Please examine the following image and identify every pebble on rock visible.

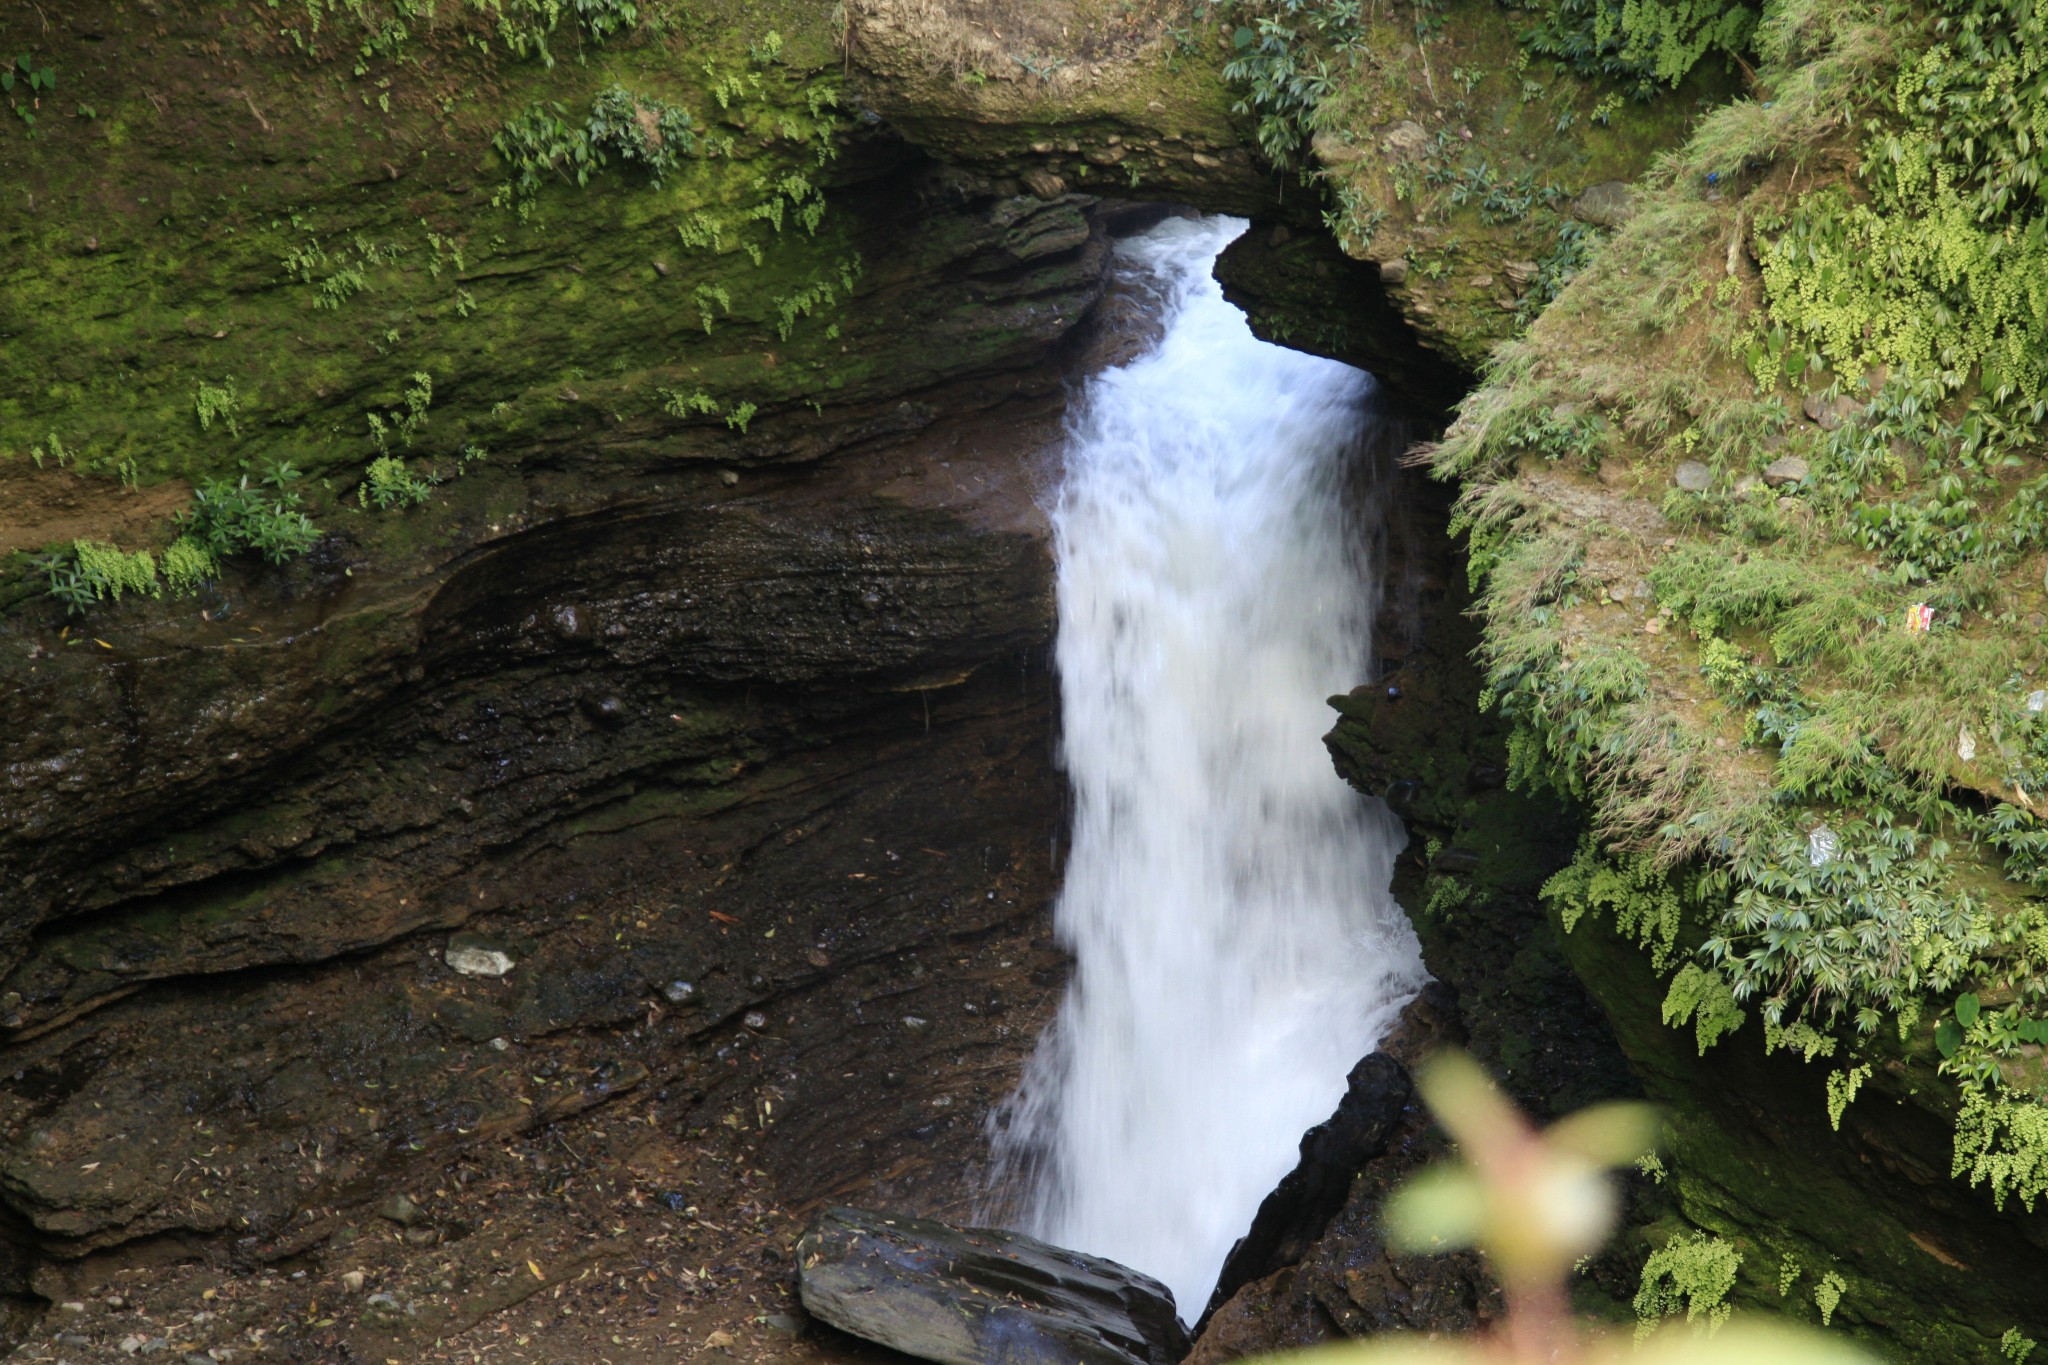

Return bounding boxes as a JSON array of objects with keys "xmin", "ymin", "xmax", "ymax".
[
  {"xmin": 377, "ymin": 1192, "xmax": 423, "ymax": 1226},
  {"xmin": 1761, "ymin": 454, "xmax": 1810, "ymax": 487},
  {"xmin": 445, "ymin": 933, "xmax": 515, "ymax": 977}
]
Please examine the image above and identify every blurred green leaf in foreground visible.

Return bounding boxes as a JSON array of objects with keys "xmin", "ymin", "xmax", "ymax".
[{"xmin": 1252, "ymin": 1051, "xmax": 1875, "ymax": 1365}]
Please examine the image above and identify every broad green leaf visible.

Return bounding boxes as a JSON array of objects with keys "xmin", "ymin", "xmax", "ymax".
[
  {"xmin": 1955, "ymin": 992, "xmax": 1981, "ymax": 1027},
  {"xmin": 1935, "ymin": 1018, "xmax": 1963, "ymax": 1057}
]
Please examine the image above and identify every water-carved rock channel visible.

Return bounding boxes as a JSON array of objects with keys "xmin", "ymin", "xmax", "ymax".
[
  {"xmin": 0, "ymin": 198, "xmax": 1462, "ymax": 1363},
  {"xmin": 987, "ymin": 217, "xmax": 1425, "ymax": 1312}
]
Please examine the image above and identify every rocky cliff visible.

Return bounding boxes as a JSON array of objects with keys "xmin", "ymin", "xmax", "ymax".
[{"xmin": 4, "ymin": 0, "xmax": 2045, "ymax": 1360}]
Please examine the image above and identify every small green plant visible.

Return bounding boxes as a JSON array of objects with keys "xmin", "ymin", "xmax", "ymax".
[
  {"xmin": 368, "ymin": 371, "xmax": 433, "ymax": 453},
  {"xmin": 1812, "ymin": 1271, "xmax": 1847, "ymax": 1327},
  {"xmin": 724, "ymin": 400, "xmax": 758, "ymax": 434},
  {"xmin": 1634, "ymin": 1233, "xmax": 1742, "ymax": 1341},
  {"xmin": 1777, "ymin": 1254, "xmax": 1802, "ymax": 1296},
  {"xmin": 27, "ymin": 432, "xmax": 68, "ymax": 470},
  {"xmin": 693, "ymin": 282, "xmax": 732, "ymax": 334},
  {"xmin": 32, "ymin": 541, "xmax": 157, "ymax": 614},
  {"xmin": 1824, "ymin": 1065, "xmax": 1871, "ymax": 1131},
  {"xmin": 661, "ymin": 387, "xmax": 720, "ymax": 418},
  {"xmin": 4, "ymin": 52, "xmax": 55, "ymax": 130},
  {"xmin": 178, "ymin": 462, "xmax": 320, "ymax": 566},
  {"xmin": 494, "ymin": 84, "xmax": 695, "ymax": 217},
  {"xmin": 771, "ymin": 257, "xmax": 863, "ymax": 341},
  {"xmin": 1515, "ymin": 0, "xmax": 1757, "ymax": 100},
  {"xmin": 584, "ymin": 84, "xmax": 695, "ymax": 178},
  {"xmin": 358, "ymin": 454, "xmax": 435, "ymax": 509},
  {"xmin": 2004, "ymin": 1328, "xmax": 2039, "ymax": 1363},
  {"xmin": 194, "ymin": 380, "xmax": 242, "ymax": 437},
  {"xmin": 160, "ymin": 536, "xmax": 218, "ymax": 595},
  {"xmin": 677, "ymin": 213, "xmax": 725, "ymax": 252}
]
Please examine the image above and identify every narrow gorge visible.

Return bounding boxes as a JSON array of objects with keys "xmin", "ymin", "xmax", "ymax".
[{"xmin": 1, "ymin": 1, "xmax": 2045, "ymax": 1363}]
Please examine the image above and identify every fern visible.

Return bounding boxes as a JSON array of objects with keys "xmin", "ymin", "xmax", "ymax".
[{"xmin": 1634, "ymin": 1233, "xmax": 1741, "ymax": 1341}]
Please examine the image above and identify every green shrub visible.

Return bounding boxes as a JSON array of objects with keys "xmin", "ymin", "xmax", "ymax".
[
  {"xmin": 30, "ymin": 535, "xmax": 218, "ymax": 616},
  {"xmin": 358, "ymin": 454, "xmax": 436, "ymax": 509},
  {"xmin": 1510, "ymin": 0, "xmax": 1758, "ymax": 98},
  {"xmin": 493, "ymin": 85, "xmax": 695, "ymax": 217},
  {"xmin": 178, "ymin": 462, "xmax": 321, "ymax": 566},
  {"xmin": 160, "ymin": 536, "xmax": 219, "ymax": 594},
  {"xmin": 1217, "ymin": 0, "xmax": 1363, "ymax": 167},
  {"xmin": 1634, "ymin": 1232, "xmax": 1742, "ymax": 1340}
]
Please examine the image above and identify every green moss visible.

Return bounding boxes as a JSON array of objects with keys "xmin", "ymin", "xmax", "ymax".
[
  {"xmin": 0, "ymin": 1, "xmax": 882, "ymax": 597},
  {"xmin": 1405, "ymin": 0, "xmax": 2048, "ymax": 1336}
]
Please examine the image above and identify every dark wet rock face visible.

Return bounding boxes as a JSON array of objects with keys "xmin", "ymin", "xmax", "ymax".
[
  {"xmin": 0, "ymin": 180, "xmax": 1137, "ymax": 1325},
  {"xmin": 1212, "ymin": 222, "xmax": 1467, "ymax": 416},
  {"xmin": 797, "ymin": 1206, "xmax": 1189, "ymax": 1365},
  {"xmin": 1186, "ymin": 988, "xmax": 1501, "ymax": 1365},
  {"xmin": 1200, "ymin": 1053, "xmax": 1410, "ymax": 1327}
]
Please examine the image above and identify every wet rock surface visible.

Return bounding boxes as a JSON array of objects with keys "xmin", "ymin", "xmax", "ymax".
[
  {"xmin": 1199, "ymin": 1053, "xmax": 1411, "ymax": 1326},
  {"xmin": 0, "ymin": 181, "xmax": 1182, "ymax": 1359},
  {"xmin": 1213, "ymin": 222, "xmax": 1468, "ymax": 415},
  {"xmin": 1185, "ymin": 986, "xmax": 1500, "ymax": 1364},
  {"xmin": 797, "ymin": 1206, "xmax": 1190, "ymax": 1365}
]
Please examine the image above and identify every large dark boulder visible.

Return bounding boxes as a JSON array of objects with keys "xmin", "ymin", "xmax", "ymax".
[
  {"xmin": 1198, "ymin": 1052, "xmax": 1412, "ymax": 1328},
  {"xmin": 797, "ymin": 1206, "xmax": 1190, "ymax": 1365}
]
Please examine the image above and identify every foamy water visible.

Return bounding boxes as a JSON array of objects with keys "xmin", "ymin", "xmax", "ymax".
[{"xmin": 986, "ymin": 215, "xmax": 1427, "ymax": 1314}]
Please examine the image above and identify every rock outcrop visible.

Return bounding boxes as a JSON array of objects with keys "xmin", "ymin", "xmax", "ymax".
[
  {"xmin": 1199, "ymin": 1053, "xmax": 1411, "ymax": 1327},
  {"xmin": 797, "ymin": 1206, "xmax": 1190, "ymax": 1365}
]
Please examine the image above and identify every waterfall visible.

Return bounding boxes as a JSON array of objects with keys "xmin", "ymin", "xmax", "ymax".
[{"xmin": 987, "ymin": 214, "xmax": 1428, "ymax": 1315}]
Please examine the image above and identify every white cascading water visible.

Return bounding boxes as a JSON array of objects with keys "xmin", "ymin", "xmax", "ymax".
[{"xmin": 987, "ymin": 214, "xmax": 1428, "ymax": 1315}]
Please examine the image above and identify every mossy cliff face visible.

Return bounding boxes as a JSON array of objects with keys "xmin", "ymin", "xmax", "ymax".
[
  {"xmin": 1305, "ymin": 0, "xmax": 2048, "ymax": 1354},
  {"xmin": 0, "ymin": 1, "xmax": 1136, "ymax": 1345},
  {"xmin": 4, "ymin": 0, "xmax": 2044, "ymax": 1358},
  {"xmin": 1320, "ymin": 470, "xmax": 2048, "ymax": 1363}
]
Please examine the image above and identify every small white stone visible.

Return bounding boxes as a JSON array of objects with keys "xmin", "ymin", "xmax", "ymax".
[
  {"xmin": 1959, "ymin": 727, "xmax": 1977, "ymax": 762},
  {"xmin": 445, "ymin": 945, "xmax": 514, "ymax": 977},
  {"xmin": 2027, "ymin": 689, "xmax": 2046, "ymax": 714},
  {"xmin": 340, "ymin": 1270, "xmax": 366, "ymax": 1293}
]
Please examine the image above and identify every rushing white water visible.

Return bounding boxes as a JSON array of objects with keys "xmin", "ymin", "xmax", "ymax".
[{"xmin": 987, "ymin": 214, "xmax": 1428, "ymax": 1315}]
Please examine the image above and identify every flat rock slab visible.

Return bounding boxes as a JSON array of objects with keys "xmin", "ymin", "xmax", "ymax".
[{"xmin": 797, "ymin": 1207, "xmax": 1190, "ymax": 1365}]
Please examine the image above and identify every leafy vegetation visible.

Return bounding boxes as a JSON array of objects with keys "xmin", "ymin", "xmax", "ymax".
[
  {"xmin": 4, "ymin": 51, "xmax": 55, "ymax": 131},
  {"xmin": 1508, "ymin": 0, "xmax": 1758, "ymax": 97},
  {"xmin": 1634, "ymin": 1232, "xmax": 1742, "ymax": 1340},
  {"xmin": 31, "ymin": 541, "xmax": 167, "ymax": 615},
  {"xmin": 493, "ymin": 84, "xmax": 696, "ymax": 218},
  {"xmin": 1430, "ymin": 0, "xmax": 2048, "ymax": 1231},
  {"xmin": 180, "ymin": 463, "xmax": 321, "ymax": 566},
  {"xmin": 272, "ymin": 0, "xmax": 644, "ymax": 69},
  {"xmin": 1216, "ymin": 0, "xmax": 1363, "ymax": 166}
]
